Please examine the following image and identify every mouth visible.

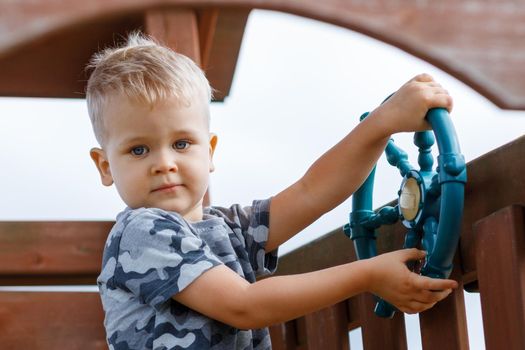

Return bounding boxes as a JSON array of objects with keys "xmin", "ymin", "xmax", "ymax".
[{"xmin": 151, "ymin": 183, "xmax": 182, "ymax": 193}]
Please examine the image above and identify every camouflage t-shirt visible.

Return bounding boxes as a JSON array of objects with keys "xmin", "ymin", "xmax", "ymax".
[{"xmin": 97, "ymin": 199, "xmax": 278, "ymax": 350}]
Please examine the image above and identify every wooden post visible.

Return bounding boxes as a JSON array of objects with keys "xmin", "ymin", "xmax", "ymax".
[
  {"xmin": 269, "ymin": 321, "xmax": 297, "ymax": 350},
  {"xmin": 475, "ymin": 205, "xmax": 525, "ymax": 350},
  {"xmin": 301, "ymin": 302, "xmax": 350, "ymax": 350},
  {"xmin": 358, "ymin": 293, "xmax": 407, "ymax": 350},
  {"xmin": 145, "ymin": 8, "xmax": 201, "ymax": 66},
  {"xmin": 419, "ymin": 260, "xmax": 469, "ymax": 350}
]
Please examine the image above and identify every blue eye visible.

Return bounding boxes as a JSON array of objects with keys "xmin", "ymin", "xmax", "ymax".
[
  {"xmin": 131, "ymin": 146, "xmax": 148, "ymax": 156},
  {"xmin": 174, "ymin": 140, "xmax": 190, "ymax": 150}
]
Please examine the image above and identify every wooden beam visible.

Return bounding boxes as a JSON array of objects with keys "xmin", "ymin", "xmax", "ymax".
[
  {"xmin": 0, "ymin": 292, "xmax": 106, "ymax": 349},
  {"xmin": 419, "ymin": 260, "xmax": 469, "ymax": 350},
  {"xmin": 269, "ymin": 321, "xmax": 297, "ymax": 349},
  {"xmin": 0, "ymin": 221, "xmax": 111, "ymax": 285},
  {"xmin": 145, "ymin": 8, "xmax": 201, "ymax": 66},
  {"xmin": 197, "ymin": 8, "xmax": 219, "ymax": 69},
  {"xmin": 459, "ymin": 135, "xmax": 525, "ymax": 285},
  {"xmin": 274, "ymin": 225, "xmax": 356, "ymax": 276},
  {"xmin": 301, "ymin": 302, "xmax": 349, "ymax": 350},
  {"xmin": 1, "ymin": 0, "xmax": 523, "ymax": 108},
  {"xmin": 0, "ymin": 13, "xmax": 144, "ymax": 98},
  {"xmin": 358, "ymin": 293, "xmax": 407, "ymax": 350},
  {"xmin": 199, "ymin": 8, "xmax": 250, "ymax": 101},
  {"xmin": 475, "ymin": 205, "xmax": 525, "ymax": 350}
]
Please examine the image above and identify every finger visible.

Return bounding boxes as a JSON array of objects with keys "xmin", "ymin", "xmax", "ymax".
[
  {"xmin": 413, "ymin": 275, "xmax": 459, "ymax": 290},
  {"xmin": 434, "ymin": 86, "xmax": 448, "ymax": 93},
  {"xmin": 411, "ymin": 73, "xmax": 434, "ymax": 83},
  {"xmin": 420, "ymin": 81, "xmax": 443, "ymax": 89},
  {"xmin": 429, "ymin": 93, "xmax": 454, "ymax": 112},
  {"xmin": 413, "ymin": 288, "xmax": 452, "ymax": 304},
  {"xmin": 400, "ymin": 248, "xmax": 427, "ymax": 263},
  {"xmin": 412, "ymin": 289, "xmax": 438, "ymax": 304},
  {"xmin": 399, "ymin": 300, "xmax": 436, "ymax": 314},
  {"xmin": 419, "ymin": 86, "xmax": 453, "ymax": 111},
  {"xmin": 430, "ymin": 86, "xmax": 448, "ymax": 95},
  {"xmin": 430, "ymin": 288, "xmax": 454, "ymax": 301}
]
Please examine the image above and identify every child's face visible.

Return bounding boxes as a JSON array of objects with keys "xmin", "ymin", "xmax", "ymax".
[{"xmin": 90, "ymin": 95, "xmax": 217, "ymax": 222}]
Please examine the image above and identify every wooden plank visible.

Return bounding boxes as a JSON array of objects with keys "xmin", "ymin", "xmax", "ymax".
[
  {"xmin": 419, "ymin": 259, "xmax": 469, "ymax": 350},
  {"xmin": 475, "ymin": 205, "xmax": 525, "ymax": 350},
  {"xmin": 1, "ymin": 0, "xmax": 525, "ymax": 108},
  {"xmin": 0, "ymin": 13, "xmax": 144, "ymax": 98},
  {"xmin": 0, "ymin": 221, "xmax": 112, "ymax": 285},
  {"xmin": 197, "ymin": 8, "xmax": 219, "ymax": 69},
  {"xmin": 358, "ymin": 293, "xmax": 407, "ymax": 350},
  {"xmin": 269, "ymin": 321, "xmax": 297, "ymax": 350},
  {"xmin": 143, "ymin": 7, "xmax": 250, "ymax": 101},
  {"xmin": 460, "ymin": 135, "xmax": 525, "ymax": 287},
  {"xmin": 302, "ymin": 302, "xmax": 349, "ymax": 350},
  {"xmin": 145, "ymin": 8, "xmax": 201, "ymax": 65},
  {"xmin": 200, "ymin": 8, "xmax": 250, "ymax": 101},
  {"xmin": 0, "ymin": 5, "xmax": 248, "ymax": 100},
  {"xmin": 0, "ymin": 292, "xmax": 106, "ymax": 349},
  {"xmin": 347, "ymin": 296, "xmax": 360, "ymax": 330},
  {"xmin": 275, "ymin": 226, "xmax": 356, "ymax": 276}
]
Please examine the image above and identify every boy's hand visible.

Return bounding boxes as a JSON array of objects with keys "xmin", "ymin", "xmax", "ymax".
[
  {"xmin": 365, "ymin": 248, "xmax": 458, "ymax": 314},
  {"xmin": 370, "ymin": 73, "xmax": 454, "ymax": 136}
]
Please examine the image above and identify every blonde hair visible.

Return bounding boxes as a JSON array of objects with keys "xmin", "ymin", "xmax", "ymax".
[{"xmin": 86, "ymin": 32, "xmax": 212, "ymax": 145}]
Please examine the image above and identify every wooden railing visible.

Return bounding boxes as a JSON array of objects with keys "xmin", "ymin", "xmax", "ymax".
[
  {"xmin": 0, "ymin": 135, "xmax": 524, "ymax": 349},
  {"xmin": 270, "ymin": 135, "xmax": 525, "ymax": 349},
  {"xmin": 0, "ymin": 222, "xmax": 110, "ymax": 349}
]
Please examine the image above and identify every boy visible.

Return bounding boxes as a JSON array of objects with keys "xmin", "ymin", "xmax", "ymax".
[{"xmin": 87, "ymin": 33, "xmax": 457, "ymax": 349}]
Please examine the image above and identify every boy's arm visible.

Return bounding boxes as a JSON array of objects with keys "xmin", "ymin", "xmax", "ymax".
[
  {"xmin": 266, "ymin": 74, "xmax": 453, "ymax": 252},
  {"xmin": 174, "ymin": 248, "xmax": 457, "ymax": 329}
]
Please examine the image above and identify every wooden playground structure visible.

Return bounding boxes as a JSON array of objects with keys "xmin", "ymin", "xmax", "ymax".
[{"xmin": 1, "ymin": 0, "xmax": 524, "ymax": 349}]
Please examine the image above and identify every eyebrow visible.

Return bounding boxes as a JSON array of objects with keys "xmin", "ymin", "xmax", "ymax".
[
  {"xmin": 117, "ymin": 137, "xmax": 147, "ymax": 150},
  {"xmin": 117, "ymin": 129, "xmax": 203, "ymax": 148}
]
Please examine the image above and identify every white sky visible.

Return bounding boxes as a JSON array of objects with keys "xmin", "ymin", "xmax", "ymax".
[{"xmin": 1, "ymin": 9, "xmax": 523, "ymax": 349}]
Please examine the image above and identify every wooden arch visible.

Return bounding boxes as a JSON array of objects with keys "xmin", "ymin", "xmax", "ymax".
[{"xmin": 0, "ymin": 0, "xmax": 524, "ymax": 109}]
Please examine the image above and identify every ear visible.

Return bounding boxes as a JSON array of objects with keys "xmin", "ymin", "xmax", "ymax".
[
  {"xmin": 90, "ymin": 147, "xmax": 114, "ymax": 186},
  {"xmin": 208, "ymin": 133, "xmax": 218, "ymax": 173}
]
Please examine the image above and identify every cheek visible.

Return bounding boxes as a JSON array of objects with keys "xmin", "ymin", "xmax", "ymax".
[
  {"xmin": 110, "ymin": 160, "xmax": 144, "ymax": 190},
  {"xmin": 186, "ymin": 157, "xmax": 211, "ymax": 182},
  {"xmin": 112, "ymin": 168, "xmax": 147, "ymax": 208}
]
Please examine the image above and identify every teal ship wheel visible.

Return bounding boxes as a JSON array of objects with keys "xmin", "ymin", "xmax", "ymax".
[{"xmin": 343, "ymin": 107, "xmax": 467, "ymax": 318}]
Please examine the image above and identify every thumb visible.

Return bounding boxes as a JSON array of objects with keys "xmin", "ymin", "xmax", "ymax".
[{"xmin": 401, "ymin": 248, "xmax": 427, "ymax": 262}]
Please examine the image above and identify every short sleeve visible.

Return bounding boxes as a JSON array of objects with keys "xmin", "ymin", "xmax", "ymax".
[
  {"xmin": 112, "ymin": 209, "xmax": 222, "ymax": 310},
  {"xmin": 244, "ymin": 199, "xmax": 278, "ymax": 276},
  {"xmin": 209, "ymin": 198, "xmax": 278, "ymax": 277}
]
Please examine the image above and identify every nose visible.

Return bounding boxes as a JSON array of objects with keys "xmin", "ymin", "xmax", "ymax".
[{"xmin": 151, "ymin": 150, "xmax": 178, "ymax": 174}]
